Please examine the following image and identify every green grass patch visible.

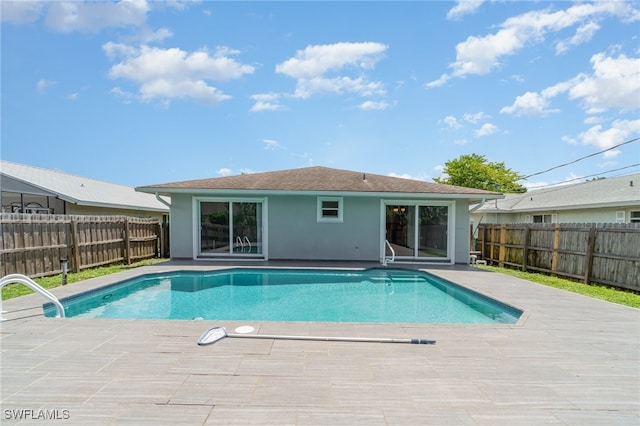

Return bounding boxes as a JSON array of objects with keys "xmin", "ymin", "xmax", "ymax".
[
  {"xmin": 1, "ymin": 259, "xmax": 166, "ymax": 300},
  {"xmin": 482, "ymin": 265, "xmax": 640, "ymax": 308}
]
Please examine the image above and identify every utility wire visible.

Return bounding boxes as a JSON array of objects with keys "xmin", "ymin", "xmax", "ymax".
[
  {"xmin": 525, "ymin": 163, "xmax": 640, "ymax": 190},
  {"xmin": 521, "ymin": 137, "xmax": 640, "ymax": 180}
]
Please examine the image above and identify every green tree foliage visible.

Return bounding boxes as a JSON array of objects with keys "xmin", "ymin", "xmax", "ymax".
[{"xmin": 434, "ymin": 154, "xmax": 527, "ymax": 193}]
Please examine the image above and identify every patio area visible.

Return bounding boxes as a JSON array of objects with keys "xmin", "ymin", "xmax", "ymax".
[{"xmin": 1, "ymin": 261, "xmax": 638, "ymax": 425}]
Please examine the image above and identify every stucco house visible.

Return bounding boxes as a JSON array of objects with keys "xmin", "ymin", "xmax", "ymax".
[
  {"xmin": 470, "ymin": 173, "xmax": 640, "ymax": 226},
  {"xmin": 1, "ymin": 160, "xmax": 169, "ymax": 220},
  {"xmin": 137, "ymin": 166, "xmax": 502, "ymax": 264}
]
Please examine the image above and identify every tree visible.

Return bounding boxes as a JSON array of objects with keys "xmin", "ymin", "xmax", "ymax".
[{"xmin": 434, "ymin": 153, "xmax": 527, "ymax": 193}]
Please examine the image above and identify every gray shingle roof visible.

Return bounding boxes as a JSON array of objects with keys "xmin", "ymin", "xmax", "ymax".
[
  {"xmin": 1, "ymin": 160, "xmax": 169, "ymax": 212},
  {"xmin": 137, "ymin": 166, "xmax": 502, "ymax": 198},
  {"xmin": 475, "ymin": 173, "xmax": 640, "ymax": 212}
]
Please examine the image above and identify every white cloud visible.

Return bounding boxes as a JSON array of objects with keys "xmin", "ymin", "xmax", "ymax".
[
  {"xmin": 45, "ymin": 0, "xmax": 150, "ymax": 33},
  {"xmin": 250, "ymin": 93, "xmax": 285, "ymax": 112},
  {"xmin": 388, "ymin": 172, "xmax": 428, "ymax": 181},
  {"xmin": 293, "ymin": 76, "xmax": 385, "ymax": 99},
  {"xmin": 217, "ymin": 168, "xmax": 232, "ymax": 176},
  {"xmin": 447, "ymin": 0, "xmax": 485, "ymax": 21},
  {"xmin": 358, "ymin": 100, "xmax": 389, "ymax": 111},
  {"xmin": 576, "ymin": 119, "xmax": 640, "ymax": 158},
  {"xmin": 474, "ymin": 123, "xmax": 498, "ymax": 137},
  {"xmin": 1, "ymin": 1, "xmax": 45, "ymax": 23},
  {"xmin": 276, "ymin": 42, "xmax": 387, "ymax": 99},
  {"xmin": 463, "ymin": 112, "xmax": 490, "ymax": 124},
  {"xmin": 500, "ymin": 91, "xmax": 558, "ymax": 116},
  {"xmin": 502, "ymin": 52, "xmax": 639, "ymax": 116},
  {"xmin": 263, "ymin": 139, "xmax": 280, "ymax": 150},
  {"xmin": 569, "ymin": 53, "xmax": 640, "ymax": 113},
  {"xmin": 555, "ymin": 21, "xmax": 600, "ymax": 54},
  {"xmin": 441, "ymin": 116, "xmax": 462, "ymax": 129},
  {"xmin": 36, "ymin": 79, "xmax": 56, "ymax": 94},
  {"xmin": 428, "ymin": 2, "xmax": 639, "ymax": 86},
  {"xmin": 104, "ymin": 44, "xmax": 254, "ymax": 105},
  {"xmin": 66, "ymin": 93, "xmax": 78, "ymax": 101}
]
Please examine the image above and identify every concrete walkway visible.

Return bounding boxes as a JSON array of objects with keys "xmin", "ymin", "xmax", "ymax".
[{"xmin": 1, "ymin": 262, "xmax": 638, "ymax": 425}]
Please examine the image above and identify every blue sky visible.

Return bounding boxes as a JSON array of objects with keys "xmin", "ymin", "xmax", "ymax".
[{"xmin": 2, "ymin": 1, "xmax": 639, "ymax": 190}]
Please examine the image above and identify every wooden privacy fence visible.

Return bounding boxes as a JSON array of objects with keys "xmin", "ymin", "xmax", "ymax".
[
  {"xmin": 0, "ymin": 213, "xmax": 166, "ymax": 279},
  {"xmin": 476, "ymin": 223, "xmax": 640, "ymax": 292}
]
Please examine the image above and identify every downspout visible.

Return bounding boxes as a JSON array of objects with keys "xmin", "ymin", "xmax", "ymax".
[
  {"xmin": 469, "ymin": 199, "xmax": 486, "ymax": 254},
  {"xmin": 469, "ymin": 198, "xmax": 486, "ymax": 213},
  {"xmin": 155, "ymin": 192, "xmax": 171, "ymax": 208}
]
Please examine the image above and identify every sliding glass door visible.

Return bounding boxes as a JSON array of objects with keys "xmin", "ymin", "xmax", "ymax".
[
  {"xmin": 200, "ymin": 200, "xmax": 263, "ymax": 257},
  {"xmin": 385, "ymin": 203, "xmax": 451, "ymax": 260}
]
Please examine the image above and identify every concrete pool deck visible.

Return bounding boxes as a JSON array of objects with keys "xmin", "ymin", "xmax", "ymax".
[{"xmin": 1, "ymin": 261, "xmax": 638, "ymax": 425}]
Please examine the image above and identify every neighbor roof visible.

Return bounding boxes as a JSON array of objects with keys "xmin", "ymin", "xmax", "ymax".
[
  {"xmin": 474, "ymin": 173, "xmax": 640, "ymax": 213},
  {"xmin": 1, "ymin": 160, "xmax": 169, "ymax": 212},
  {"xmin": 137, "ymin": 166, "xmax": 502, "ymax": 200}
]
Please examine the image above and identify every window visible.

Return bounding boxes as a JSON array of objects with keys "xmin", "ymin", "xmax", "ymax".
[
  {"xmin": 532, "ymin": 214, "xmax": 553, "ymax": 223},
  {"xmin": 317, "ymin": 197, "xmax": 343, "ymax": 222},
  {"xmin": 616, "ymin": 211, "xmax": 626, "ymax": 223},
  {"xmin": 630, "ymin": 211, "xmax": 640, "ymax": 223}
]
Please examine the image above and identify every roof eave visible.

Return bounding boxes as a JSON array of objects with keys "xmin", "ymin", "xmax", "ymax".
[{"xmin": 136, "ymin": 186, "xmax": 503, "ymax": 201}]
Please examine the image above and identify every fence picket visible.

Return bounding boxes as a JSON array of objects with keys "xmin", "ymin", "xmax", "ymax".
[
  {"xmin": 0, "ymin": 213, "xmax": 164, "ymax": 278},
  {"xmin": 476, "ymin": 223, "xmax": 640, "ymax": 292}
]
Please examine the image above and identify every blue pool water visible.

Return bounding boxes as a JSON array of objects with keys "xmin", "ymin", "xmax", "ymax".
[{"xmin": 44, "ymin": 268, "xmax": 521, "ymax": 324}]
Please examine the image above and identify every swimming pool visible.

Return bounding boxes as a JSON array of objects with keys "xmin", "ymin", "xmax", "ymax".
[{"xmin": 44, "ymin": 268, "xmax": 522, "ymax": 324}]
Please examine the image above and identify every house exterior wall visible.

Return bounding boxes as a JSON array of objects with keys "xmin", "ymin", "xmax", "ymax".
[
  {"xmin": 169, "ymin": 192, "xmax": 473, "ymax": 264},
  {"xmin": 169, "ymin": 193, "xmax": 195, "ymax": 258},
  {"xmin": 471, "ymin": 205, "xmax": 640, "ymax": 225},
  {"xmin": 268, "ymin": 195, "xmax": 380, "ymax": 261},
  {"xmin": 454, "ymin": 199, "xmax": 471, "ymax": 264}
]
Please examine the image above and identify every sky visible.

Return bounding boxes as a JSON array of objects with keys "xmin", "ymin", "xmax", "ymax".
[{"xmin": 1, "ymin": 0, "xmax": 639, "ymax": 191}]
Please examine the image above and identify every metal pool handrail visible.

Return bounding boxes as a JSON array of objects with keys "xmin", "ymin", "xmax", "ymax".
[
  {"xmin": 0, "ymin": 274, "xmax": 65, "ymax": 321},
  {"xmin": 383, "ymin": 239, "xmax": 395, "ymax": 266}
]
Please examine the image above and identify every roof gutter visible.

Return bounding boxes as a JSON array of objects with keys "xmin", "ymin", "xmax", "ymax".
[
  {"xmin": 469, "ymin": 198, "xmax": 486, "ymax": 213},
  {"xmin": 155, "ymin": 192, "xmax": 171, "ymax": 208}
]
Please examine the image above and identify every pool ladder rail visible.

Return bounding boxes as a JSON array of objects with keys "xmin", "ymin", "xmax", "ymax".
[
  {"xmin": 235, "ymin": 236, "xmax": 252, "ymax": 253},
  {"xmin": 0, "ymin": 274, "xmax": 65, "ymax": 321},
  {"xmin": 383, "ymin": 239, "xmax": 395, "ymax": 266}
]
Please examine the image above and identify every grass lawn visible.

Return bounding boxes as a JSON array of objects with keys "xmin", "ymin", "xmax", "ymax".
[
  {"xmin": 1, "ymin": 259, "xmax": 166, "ymax": 300},
  {"xmin": 482, "ymin": 265, "xmax": 640, "ymax": 309}
]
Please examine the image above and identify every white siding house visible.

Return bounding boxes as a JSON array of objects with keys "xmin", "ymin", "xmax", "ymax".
[
  {"xmin": 1, "ymin": 161, "xmax": 169, "ymax": 220},
  {"xmin": 470, "ymin": 173, "xmax": 640, "ymax": 226}
]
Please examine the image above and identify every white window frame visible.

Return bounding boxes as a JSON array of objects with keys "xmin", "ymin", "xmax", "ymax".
[
  {"xmin": 630, "ymin": 211, "xmax": 640, "ymax": 223},
  {"xmin": 616, "ymin": 211, "xmax": 626, "ymax": 223},
  {"xmin": 532, "ymin": 213, "xmax": 556, "ymax": 224},
  {"xmin": 193, "ymin": 196, "xmax": 268, "ymax": 259},
  {"xmin": 317, "ymin": 197, "xmax": 343, "ymax": 223}
]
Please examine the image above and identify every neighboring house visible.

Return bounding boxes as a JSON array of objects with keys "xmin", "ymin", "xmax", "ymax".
[
  {"xmin": 136, "ymin": 166, "xmax": 502, "ymax": 264},
  {"xmin": 470, "ymin": 173, "xmax": 640, "ymax": 226},
  {"xmin": 1, "ymin": 160, "xmax": 169, "ymax": 220}
]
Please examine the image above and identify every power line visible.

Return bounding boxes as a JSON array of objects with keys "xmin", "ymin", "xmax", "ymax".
[
  {"xmin": 524, "ymin": 164, "xmax": 640, "ymax": 190},
  {"xmin": 521, "ymin": 137, "xmax": 640, "ymax": 180}
]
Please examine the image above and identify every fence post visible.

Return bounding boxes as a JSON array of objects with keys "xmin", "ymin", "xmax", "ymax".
[
  {"xmin": 124, "ymin": 218, "xmax": 131, "ymax": 265},
  {"xmin": 498, "ymin": 224, "xmax": 506, "ymax": 267},
  {"xmin": 583, "ymin": 225, "xmax": 597, "ymax": 284},
  {"xmin": 522, "ymin": 225, "xmax": 530, "ymax": 272},
  {"xmin": 71, "ymin": 219, "xmax": 81, "ymax": 273},
  {"xmin": 551, "ymin": 223, "xmax": 561, "ymax": 275}
]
